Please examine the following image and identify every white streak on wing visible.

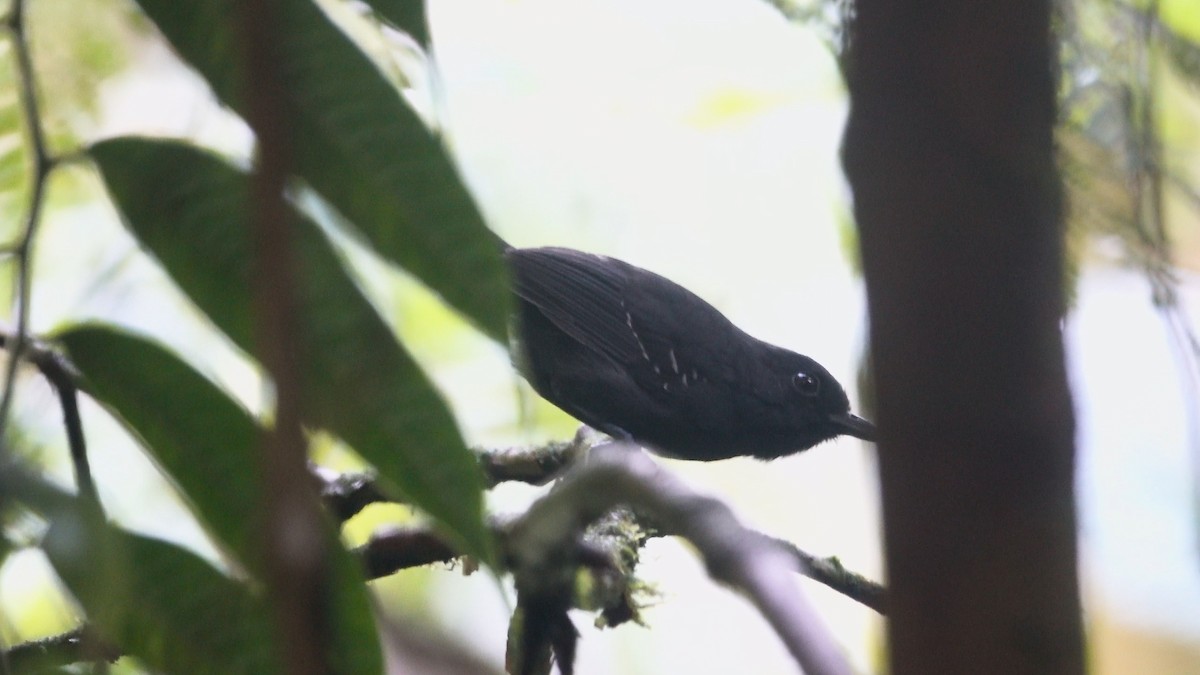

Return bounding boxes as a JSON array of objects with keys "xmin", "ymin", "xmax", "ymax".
[{"xmin": 624, "ymin": 308, "xmax": 652, "ymax": 363}]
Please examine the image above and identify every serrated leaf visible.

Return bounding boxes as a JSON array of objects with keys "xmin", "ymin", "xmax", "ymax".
[
  {"xmin": 127, "ymin": 0, "xmax": 509, "ymax": 341},
  {"xmin": 90, "ymin": 137, "xmax": 491, "ymax": 562},
  {"xmin": 56, "ymin": 325, "xmax": 384, "ymax": 673}
]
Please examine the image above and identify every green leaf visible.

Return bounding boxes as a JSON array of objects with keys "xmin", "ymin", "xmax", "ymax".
[
  {"xmin": 127, "ymin": 0, "xmax": 509, "ymax": 341},
  {"xmin": 56, "ymin": 325, "xmax": 384, "ymax": 673},
  {"xmin": 58, "ymin": 324, "xmax": 262, "ymax": 571},
  {"xmin": 362, "ymin": 0, "xmax": 431, "ymax": 49},
  {"xmin": 44, "ymin": 511, "xmax": 281, "ymax": 675},
  {"xmin": 90, "ymin": 137, "xmax": 491, "ymax": 561}
]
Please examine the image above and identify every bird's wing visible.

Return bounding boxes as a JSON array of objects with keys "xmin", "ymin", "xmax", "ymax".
[{"xmin": 507, "ymin": 247, "xmax": 642, "ymax": 365}]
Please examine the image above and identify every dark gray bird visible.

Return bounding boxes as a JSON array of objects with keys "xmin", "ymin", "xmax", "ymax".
[{"xmin": 506, "ymin": 246, "xmax": 875, "ymax": 461}]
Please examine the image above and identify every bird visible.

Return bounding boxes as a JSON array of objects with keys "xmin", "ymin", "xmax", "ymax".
[{"xmin": 504, "ymin": 245, "xmax": 876, "ymax": 461}]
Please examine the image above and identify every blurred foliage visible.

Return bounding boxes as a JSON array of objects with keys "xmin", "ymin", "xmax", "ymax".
[
  {"xmin": 774, "ymin": 0, "xmax": 1200, "ymax": 279},
  {"xmin": 0, "ymin": 0, "xmax": 137, "ymax": 218},
  {"xmin": 128, "ymin": 0, "xmax": 511, "ymax": 342},
  {"xmin": 89, "ymin": 137, "xmax": 491, "ymax": 559},
  {"xmin": 25, "ymin": 0, "xmax": 137, "ymax": 149},
  {"xmin": 2, "ymin": 0, "xmax": 497, "ymax": 670},
  {"xmin": 1059, "ymin": 1, "xmax": 1192, "ymax": 271}
]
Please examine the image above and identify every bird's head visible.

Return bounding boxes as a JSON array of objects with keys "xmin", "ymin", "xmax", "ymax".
[{"xmin": 746, "ymin": 345, "xmax": 876, "ymax": 457}]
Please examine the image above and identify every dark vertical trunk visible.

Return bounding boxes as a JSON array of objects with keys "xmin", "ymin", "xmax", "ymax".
[
  {"xmin": 242, "ymin": 1, "xmax": 332, "ymax": 673},
  {"xmin": 842, "ymin": 3, "xmax": 1086, "ymax": 674}
]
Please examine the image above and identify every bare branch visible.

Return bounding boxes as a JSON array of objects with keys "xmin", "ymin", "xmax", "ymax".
[
  {"xmin": 477, "ymin": 428, "xmax": 593, "ymax": 488},
  {"xmin": 2, "ymin": 626, "xmax": 120, "ymax": 672},
  {"xmin": 313, "ymin": 464, "xmax": 392, "ymax": 522},
  {"xmin": 314, "ymin": 428, "xmax": 596, "ymax": 522},
  {"xmin": 506, "ymin": 441, "xmax": 855, "ymax": 675},
  {"xmin": 317, "ymin": 443, "xmax": 886, "ymax": 615},
  {"xmin": 357, "ymin": 527, "xmax": 460, "ymax": 579},
  {"xmin": 767, "ymin": 535, "xmax": 886, "ymax": 614}
]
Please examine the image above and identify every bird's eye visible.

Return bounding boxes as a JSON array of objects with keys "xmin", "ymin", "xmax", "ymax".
[{"xmin": 791, "ymin": 372, "xmax": 820, "ymax": 397}]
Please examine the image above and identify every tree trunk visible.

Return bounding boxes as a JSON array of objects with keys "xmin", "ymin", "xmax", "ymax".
[{"xmin": 842, "ymin": 2, "xmax": 1086, "ymax": 673}]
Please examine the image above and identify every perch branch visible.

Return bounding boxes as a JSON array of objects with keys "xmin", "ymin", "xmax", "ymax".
[
  {"xmin": 477, "ymin": 427, "xmax": 594, "ymax": 488},
  {"xmin": 767, "ymin": 535, "xmax": 887, "ymax": 614},
  {"xmin": 312, "ymin": 464, "xmax": 391, "ymax": 522},
  {"xmin": 505, "ymin": 441, "xmax": 855, "ymax": 675},
  {"xmin": 315, "ymin": 429, "xmax": 596, "ymax": 522},
  {"xmin": 321, "ymin": 420, "xmax": 882, "ymax": 621},
  {"xmin": 356, "ymin": 526, "xmax": 460, "ymax": 579},
  {"xmin": 318, "ymin": 441, "xmax": 886, "ymax": 615}
]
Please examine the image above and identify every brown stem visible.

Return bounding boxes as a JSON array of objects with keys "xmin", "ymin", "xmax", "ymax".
[{"xmin": 240, "ymin": 1, "xmax": 331, "ymax": 673}]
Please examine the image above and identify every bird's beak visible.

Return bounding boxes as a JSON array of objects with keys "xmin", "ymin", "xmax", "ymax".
[{"xmin": 828, "ymin": 411, "xmax": 877, "ymax": 442}]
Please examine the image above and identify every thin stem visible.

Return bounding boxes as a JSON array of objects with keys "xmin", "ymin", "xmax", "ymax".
[
  {"xmin": 0, "ymin": 0, "xmax": 55, "ymax": 439},
  {"xmin": 0, "ymin": 334, "xmax": 100, "ymax": 508}
]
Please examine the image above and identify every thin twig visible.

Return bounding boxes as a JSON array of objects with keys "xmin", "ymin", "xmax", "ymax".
[
  {"xmin": 315, "ymin": 430, "xmax": 594, "ymax": 522},
  {"xmin": 2, "ymin": 626, "xmax": 120, "ymax": 672},
  {"xmin": 0, "ymin": 0, "xmax": 56, "ymax": 440},
  {"xmin": 356, "ymin": 526, "xmax": 460, "ymax": 579},
  {"xmin": 477, "ymin": 431, "xmax": 591, "ymax": 488},
  {"xmin": 357, "ymin": 514, "xmax": 648, "ymax": 630},
  {"xmin": 316, "ymin": 441, "xmax": 887, "ymax": 614},
  {"xmin": 767, "ymin": 535, "xmax": 886, "ymax": 614},
  {"xmin": 0, "ymin": 333, "xmax": 99, "ymax": 509},
  {"xmin": 313, "ymin": 464, "xmax": 391, "ymax": 522}
]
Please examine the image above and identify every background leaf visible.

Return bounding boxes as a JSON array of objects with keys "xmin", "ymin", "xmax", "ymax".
[
  {"xmin": 44, "ymin": 512, "xmax": 281, "ymax": 675},
  {"xmin": 89, "ymin": 137, "xmax": 492, "ymax": 561},
  {"xmin": 58, "ymin": 324, "xmax": 261, "ymax": 570},
  {"xmin": 126, "ymin": 0, "xmax": 509, "ymax": 341},
  {"xmin": 57, "ymin": 324, "xmax": 386, "ymax": 673}
]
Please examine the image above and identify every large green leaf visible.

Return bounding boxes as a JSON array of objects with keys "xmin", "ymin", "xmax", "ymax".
[
  {"xmin": 127, "ymin": 0, "xmax": 509, "ymax": 341},
  {"xmin": 44, "ymin": 512, "xmax": 281, "ymax": 675},
  {"xmin": 57, "ymin": 325, "xmax": 385, "ymax": 673},
  {"xmin": 90, "ymin": 137, "xmax": 491, "ymax": 561},
  {"xmin": 59, "ymin": 324, "xmax": 261, "ymax": 570}
]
